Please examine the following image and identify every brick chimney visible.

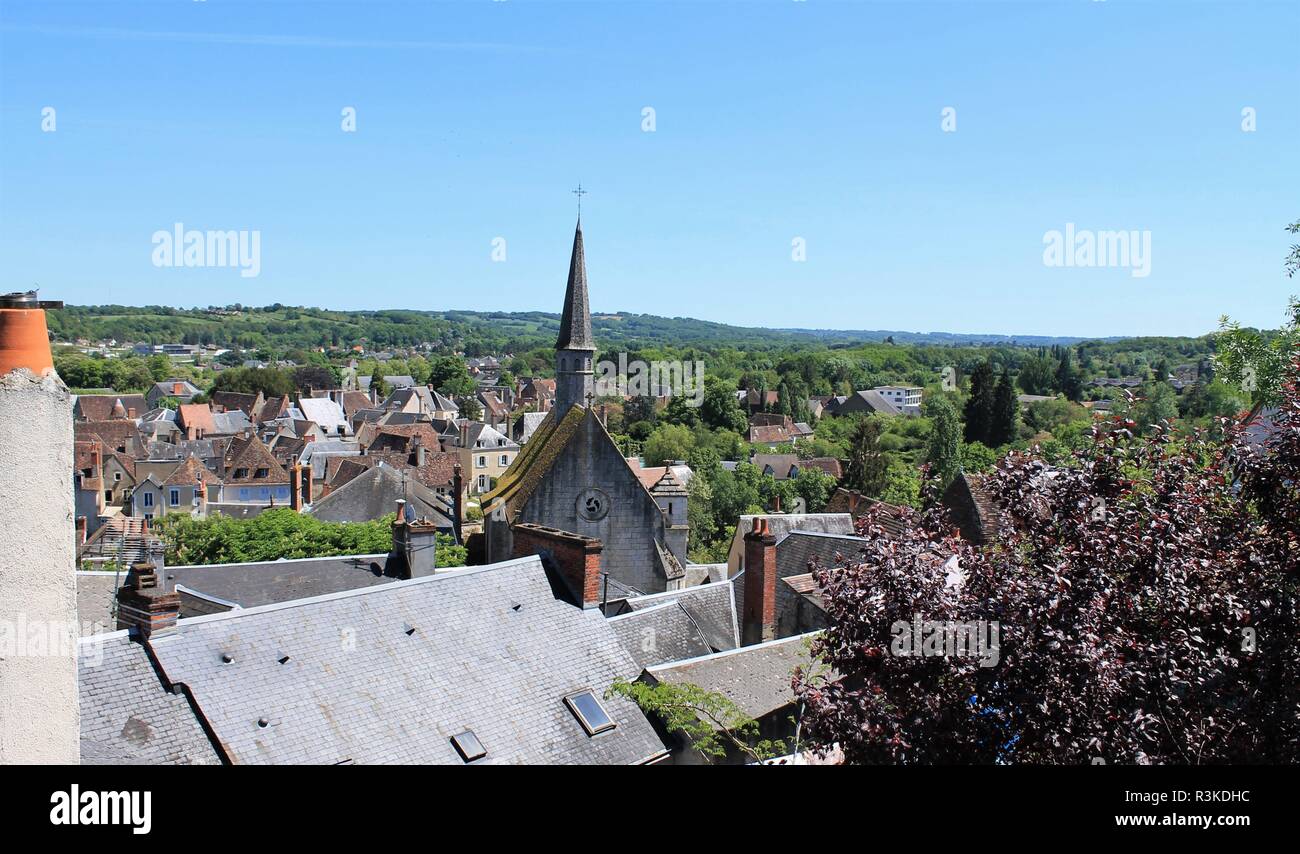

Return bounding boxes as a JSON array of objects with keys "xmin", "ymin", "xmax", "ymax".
[
  {"xmin": 172, "ymin": 381, "xmax": 183, "ymax": 396},
  {"xmin": 290, "ymin": 464, "xmax": 303, "ymax": 512},
  {"xmin": 115, "ymin": 562, "xmax": 181, "ymax": 637},
  {"xmin": 511, "ymin": 523, "xmax": 603, "ymax": 608},
  {"xmin": 0, "ymin": 291, "xmax": 78, "ymax": 763},
  {"xmin": 742, "ymin": 517, "xmax": 778, "ymax": 645}
]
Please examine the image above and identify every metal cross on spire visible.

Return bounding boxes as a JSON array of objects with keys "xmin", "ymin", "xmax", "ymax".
[{"xmin": 572, "ymin": 183, "xmax": 588, "ymax": 219}]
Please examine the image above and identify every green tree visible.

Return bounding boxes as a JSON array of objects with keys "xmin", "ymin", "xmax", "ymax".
[
  {"xmin": 607, "ymin": 678, "xmax": 785, "ymax": 763},
  {"xmin": 792, "ymin": 467, "xmax": 837, "ymax": 512},
  {"xmin": 700, "ymin": 376, "xmax": 748, "ymax": 433},
  {"xmin": 643, "ymin": 423, "xmax": 696, "ymax": 466},
  {"xmin": 989, "ymin": 367, "xmax": 1018, "ymax": 447},
  {"xmin": 924, "ymin": 395, "xmax": 963, "ymax": 490},
  {"xmin": 963, "ymin": 361, "xmax": 996, "ymax": 445},
  {"xmin": 843, "ymin": 416, "xmax": 888, "ymax": 498},
  {"xmin": 880, "ymin": 462, "xmax": 922, "ymax": 509}
]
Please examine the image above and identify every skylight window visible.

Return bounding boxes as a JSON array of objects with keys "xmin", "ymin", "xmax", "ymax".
[
  {"xmin": 450, "ymin": 730, "xmax": 486, "ymax": 762},
  {"xmin": 564, "ymin": 690, "xmax": 616, "ymax": 736}
]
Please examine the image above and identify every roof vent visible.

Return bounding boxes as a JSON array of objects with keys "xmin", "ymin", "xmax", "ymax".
[
  {"xmin": 278, "ymin": 655, "xmax": 291, "ymax": 665},
  {"xmin": 221, "ymin": 653, "xmax": 234, "ymax": 664},
  {"xmin": 257, "ymin": 717, "xmax": 269, "ymax": 728}
]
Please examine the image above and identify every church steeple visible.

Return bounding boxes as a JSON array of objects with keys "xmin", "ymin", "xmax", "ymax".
[
  {"xmin": 554, "ymin": 217, "xmax": 596, "ymax": 418},
  {"xmin": 555, "ymin": 218, "xmax": 595, "ymax": 352}
]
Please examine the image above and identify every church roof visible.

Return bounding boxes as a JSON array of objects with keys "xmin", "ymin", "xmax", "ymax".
[
  {"xmin": 555, "ymin": 220, "xmax": 595, "ymax": 351},
  {"xmin": 481, "ymin": 405, "xmax": 588, "ymax": 516}
]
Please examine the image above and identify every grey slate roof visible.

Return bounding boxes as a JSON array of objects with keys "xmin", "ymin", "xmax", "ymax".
[
  {"xmin": 146, "ymin": 557, "xmax": 668, "ymax": 764},
  {"xmin": 646, "ymin": 632, "xmax": 822, "ymax": 724},
  {"xmin": 161, "ymin": 553, "xmax": 397, "ymax": 613},
  {"xmin": 609, "ymin": 602, "xmax": 713, "ymax": 671},
  {"xmin": 76, "ymin": 570, "xmax": 122, "ymax": 636},
  {"xmin": 78, "ymin": 631, "xmax": 222, "ymax": 765},
  {"xmin": 555, "ymin": 220, "xmax": 595, "ymax": 351},
  {"xmin": 727, "ymin": 513, "xmax": 855, "ymax": 574},
  {"xmin": 621, "ymin": 582, "xmax": 740, "ymax": 653},
  {"xmin": 306, "ymin": 463, "xmax": 452, "ymax": 527}
]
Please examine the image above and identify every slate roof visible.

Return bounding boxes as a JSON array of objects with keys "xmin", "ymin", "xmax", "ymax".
[
  {"xmin": 76, "ymin": 571, "xmax": 121, "ymax": 636},
  {"xmin": 161, "ymin": 553, "xmax": 397, "ymax": 612},
  {"xmin": 619, "ymin": 581, "xmax": 740, "ymax": 653},
  {"xmin": 210, "ymin": 409, "xmax": 253, "ymax": 436},
  {"xmin": 727, "ymin": 513, "xmax": 855, "ymax": 573},
  {"xmin": 515, "ymin": 411, "xmax": 548, "ymax": 444},
  {"xmin": 481, "ymin": 406, "xmax": 585, "ymax": 515},
  {"xmin": 645, "ymin": 633, "xmax": 822, "ymax": 724},
  {"xmin": 608, "ymin": 602, "xmax": 713, "ymax": 671},
  {"xmin": 78, "ymin": 631, "xmax": 222, "ymax": 765},
  {"xmin": 307, "ymin": 464, "xmax": 452, "ymax": 527},
  {"xmin": 555, "ymin": 220, "xmax": 595, "ymax": 351},
  {"xmin": 144, "ymin": 557, "xmax": 667, "ymax": 764},
  {"xmin": 298, "ymin": 397, "xmax": 350, "ymax": 434}
]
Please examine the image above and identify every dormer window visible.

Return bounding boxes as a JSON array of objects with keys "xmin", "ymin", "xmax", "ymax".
[
  {"xmin": 234, "ymin": 468, "xmax": 249, "ymax": 479},
  {"xmin": 255, "ymin": 468, "xmax": 269, "ymax": 478}
]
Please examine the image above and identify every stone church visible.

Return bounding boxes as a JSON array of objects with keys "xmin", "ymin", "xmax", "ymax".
[{"xmin": 482, "ymin": 219, "xmax": 688, "ymax": 595}]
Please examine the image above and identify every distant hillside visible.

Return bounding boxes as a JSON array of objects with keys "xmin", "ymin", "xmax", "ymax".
[{"xmin": 51, "ymin": 303, "xmax": 1131, "ymax": 352}]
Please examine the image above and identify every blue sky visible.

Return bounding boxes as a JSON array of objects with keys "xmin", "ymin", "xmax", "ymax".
[{"xmin": 1, "ymin": 0, "xmax": 1296, "ymax": 338}]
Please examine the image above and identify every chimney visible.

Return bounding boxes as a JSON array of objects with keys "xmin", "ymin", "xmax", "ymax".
[
  {"xmin": 90, "ymin": 440, "xmax": 103, "ymax": 477},
  {"xmin": 414, "ymin": 438, "xmax": 426, "ymax": 468},
  {"xmin": 0, "ymin": 291, "xmax": 78, "ymax": 763},
  {"xmin": 301, "ymin": 464, "xmax": 313, "ymax": 506},
  {"xmin": 511, "ymin": 523, "xmax": 603, "ymax": 608},
  {"xmin": 389, "ymin": 501, "xmax": 439, "ymax": 579},
  {"xmin": 452, "ymin": 462, "xmax": 464, "ymax": 544},
  {"xmin": 742, "ymin": 518, "xmax": 778, "ymax": 646},
  {"xmin": 290, "ymin": 464, "xmax": 303, "ymax": 512},
  {"xmin": 115, "ymin": 562, "xmax": 181, "ymax": 638},
  {"xmin": 460, "ymin": 420, "xmax": 470, "ymax": 449},
  {"xmin": 127, "ymin": 406, "xmax": 137, "ymax": 418},
  {"xmin": 172, "ymin": 381, "xmax": 183, "ymax": 395},
  {"xmin": 75, "ymin": 515, "xmax": 87, "ymax": 545}
]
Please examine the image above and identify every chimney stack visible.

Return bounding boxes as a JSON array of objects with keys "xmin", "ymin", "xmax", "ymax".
[
  {"xmin": 290, "ymin": 464, "xmax": 303, "ymax": 512},
  {"xmin": 389, "ymin": 502, "xmax": 439, "ymax": 579},
  {"xmin": 511, "ymin": 523, "xmax": 603, "ymax": 608},
  {"xmin": 742, "ymin": 517, "xmax": 778, "ymax": 646},
  {"xmin": 115, "ymin": 562, "xmax": 181, "ymax": 637},
  {"xmin": 452, "ymin": 462, "xmax": 464, "ymax": 544},
  {"xmin": 0, "ymin": 291, "xmax": 78, "ymax": 763}
]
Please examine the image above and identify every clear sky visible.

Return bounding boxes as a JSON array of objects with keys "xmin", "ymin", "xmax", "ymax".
[{"xmin": 1, "ymin": 0, "xmax": 1296, "ymax": 338}]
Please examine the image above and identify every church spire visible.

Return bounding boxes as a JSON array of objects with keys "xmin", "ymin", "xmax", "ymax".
[{"xmin": 555, "ymin": 217, "xmax": 595, "ymax": 352}]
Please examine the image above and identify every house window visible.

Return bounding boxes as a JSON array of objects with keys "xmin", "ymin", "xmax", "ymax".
[
  {"xmin": 499, "ymin": 454, "xmax": 509, "ymax": 467},
  {"xmin": 478, "ymin": 475, "xmax": 488, "ymax": 491},
  {"xmin": 255, "ymin": 468, "xmax": 269, "ymax": 479},
  {"xmin": 234, "ymin": 468, "xmax": 249, "ymax": 479},
  {"xmin": 142, "ymin": 492, "xmax": 154, "ymax": 508},
  {"xmin": 477, "ymin": 456, "xmax": 486, "ymax": 468},
  {"xmin": 169, "ymin": 488, "xmax": 180, "ymax": 507},
  {"xmin": 104, "ymin": 490, "xmax": 113, "ymax": 502},
  {"xmin": 114, "ymin": 472, "xmax": 122, "ymax": 482},
  {"xmin": 564, "ymin": 690, "xmax": 616, "ymax": 736}
]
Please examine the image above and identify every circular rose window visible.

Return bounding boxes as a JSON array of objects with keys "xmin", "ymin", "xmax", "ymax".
[{"xmin": 577, "ymin": 487, "xmax": 610, "ymax": 521}]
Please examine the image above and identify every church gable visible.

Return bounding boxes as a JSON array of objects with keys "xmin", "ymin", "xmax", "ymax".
[{"xmin": 515, "ymin": 409, "xmax": 674, "ymax": 595}]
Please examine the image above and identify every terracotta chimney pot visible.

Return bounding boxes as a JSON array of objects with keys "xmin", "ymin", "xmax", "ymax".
[{"xmin": 0, "ymin": 303, "xmax": 54, "ymax": 376}]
